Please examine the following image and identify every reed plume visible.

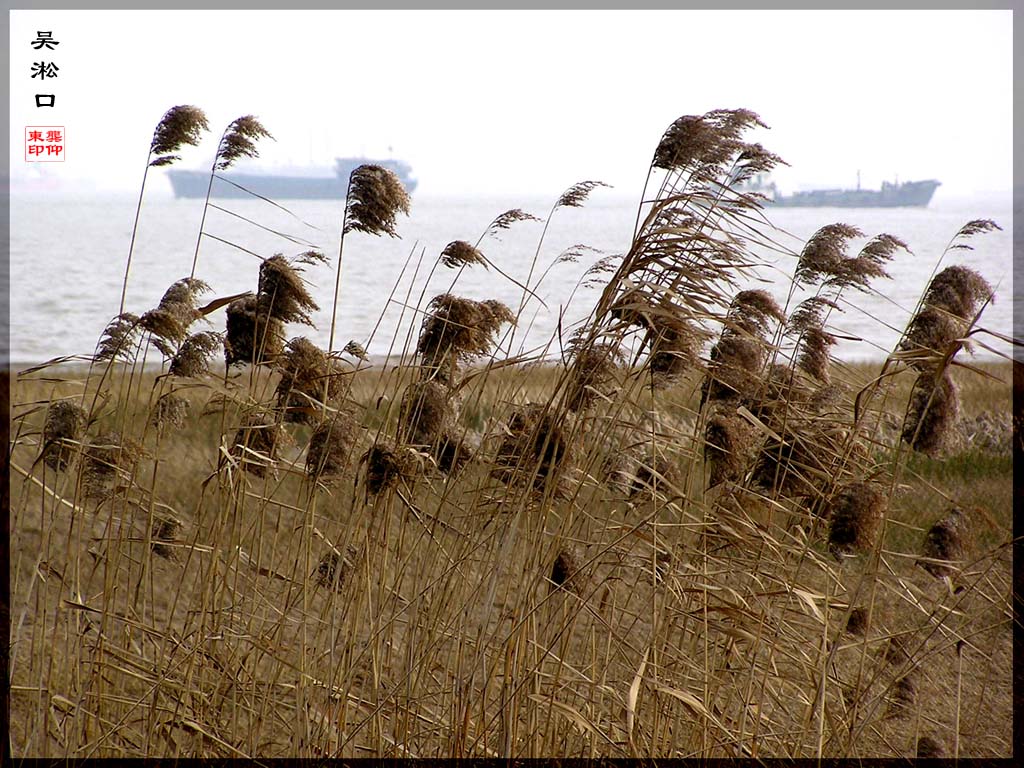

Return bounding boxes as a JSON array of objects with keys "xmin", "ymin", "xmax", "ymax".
[
  {"xmin": 215, "ymin": 115, "xmax": 273, "ymax": 171},
  {"xmin": 563, "ymin": 342, "xmax": 622, "ymax": 413},
  {"xmin": 169, "ymin": 331, "xmax": 221, "ymax": 377},
  {"xmin": 918, "ymin": 506, "xmax": 971, "ymax": 578},
  {"xmin": 224, "ymin": 295, "xmax": 285, "ymax": 367},
  {"xmin": 901, "ymin": 265, "xmax": 994, "ymax": 361},
  {"xmin": 827, "ymin": 481, "xmax": 886, "ymax": 558},
  {"xmin": 652, "ymin": 108, "xmax": 766, "ymax": 174},
  {"xmin": 362, "ymin": 443, "xmax": 420, "ymax": 497},
  {"xmin": 120, "ymin": 105, "xmax": 209, "ymax": 315},
  {"xmin": 329, "ymin": 164, "xmax": 411, "ymax": 352},
  {"xmin": 152, "ymin": 394, "xmax": 190, "ymax": 434},
  {"xmin": 316, "ymin": 547, "xmax": 357, "ymax": 592},
  {"xmin": 704, "ymin": 409, "xmax": 757, "ymax": 488},
  {"xmin": 150, "ymin": 515, "xmax": 183, "ymax": 560},
  {"xmin": 258, "ymin": 254, "xmax": 319, "ymax": 326},
  {"xmin": 630, "ymin": 449, "xmax": 678, "ymax": 499},
  {"xmin": 149, "ymin": 105, "xmax": 209, "ymax": 167},
  {"xmin": 440, "ymin": 240, "xmax": 487, "ymax": 270},
  {"xmin": 902, "ymin": 369, "xmax": 960, "ymax": 457},
  {"xmin": 788, "ymin": 297, "xmax": 839, "ymax": 384},
  {"xmin": 844, "ymin": 607, "xmax": 869, "ymax": 636},
  {"xmin": 81, "ymin": 432, "xmax": 139, "ymax": 501},
  {"xmin": 492, "ymin": 404, "xmax": 574, "ymax": 490},
  {"xmin": 793, "ymin": 224, "xmax": 863, "ymax": 287},
  {"xmin": 550, "ymin": 548, "xmax": 581, "ymax": 594},
  {"xmin": 916, "ymin": 736, "xmax": 946, "ymax": 758},
  {"xmin": 274, "ymin": 337, "xmax": 343, "ymax": 423},
  {"xmin": 887, "ymin": 673, "xmax": 917, "ymax": 719},
  {"xmin": 94, "ymin": 313, "xmax": 142, "ymax": 363},
  {"xmin": 140, "ymin": 278, "xmax": 211, "ymax": 356},
  {"xmin": 190, "ymin": 115, "xmax": 272, "ymax": 279},
  {"xmin": 702, "ymin": 289, "xmax": 785, "ymax": 406},
  {"xmin": 556, "ymin": 180, "xmax": 610, "ymax": 209},
  {"xmin": 41, "ymin": 400, "xmax": 86, "ymax": 471},
  {"xmin": 416, "ymin": 294, "xmax": 515, "ymax": 374},
  {"xmin": 305, "ymin": 412, "xmax": 359, "ymax": 487},
  {"xmin": 343, "ymin": 340, "xmax": 370, "ymax": 361},
  {"xmin": 398, "ymin": 379, "xmax": 457, "ymax": 447}
]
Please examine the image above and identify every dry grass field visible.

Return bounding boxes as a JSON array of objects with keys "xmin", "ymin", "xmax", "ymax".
[{"xmin": 6, "ymin": 106, "xmax": 1017, "ymax": 759}]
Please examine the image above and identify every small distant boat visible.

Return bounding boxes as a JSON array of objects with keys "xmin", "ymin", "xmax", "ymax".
[
  {"xmin": 738, "ymin": 173, "xmax": 940, "ymax": 208},
  {"xmin": 165, "ymin": 157, "xmax": 417, "ymax": 200}
]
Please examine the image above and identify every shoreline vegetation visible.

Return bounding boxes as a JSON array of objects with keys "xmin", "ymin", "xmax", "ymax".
[{"xmin": 8, "ymin": 106, "xmax": 1016, "ymax": 758}]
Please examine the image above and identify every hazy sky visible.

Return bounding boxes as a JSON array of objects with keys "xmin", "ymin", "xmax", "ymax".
[{"xmin": 10, "ymin": 9, "xmax": 1013, "ymax": 198}]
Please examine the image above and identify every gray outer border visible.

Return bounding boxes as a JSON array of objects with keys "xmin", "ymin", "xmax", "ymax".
[{"xmin": 0, "ymin": 3, "xmax": 1018, "ymax": 762}]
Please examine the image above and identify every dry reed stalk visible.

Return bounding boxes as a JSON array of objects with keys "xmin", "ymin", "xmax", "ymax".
[
  {"xmin": 827, "ymin": 481, "xmax": 886, "ymax": 558},
  {"xmin": 901, "ymin": 370, "xmax": 960, "ymax": 457},
  {"xmin": 918, "ymin": 506, "xmax": 972, "ymax": 579},
  {"xmin": 81, "ymin": 432, "xmax": 139, "ymax": 501},
  {"xmin": 274, "ymin": 337, "xmax": 343, "ymax": 424},
  {"xmin": 169, "ymin": 331, "xmax": 221, "ymax": 377},
  {"xmin": 704, "ymin": 409, "xmax": 758, "ymax": 488},
  {"xmin": 41, "ymin": 400, "xmax": 86, "ymax": 471},
  {"xmin": 139, "ymin": 278, "xmax": 210, "ymax": 356},
  {"xmin": 229, "ymin": 411, "xmax": 284, "ymax": 477},
  {"xmin": 224, "ymin": 295, "xmax": 285, "ymax": 367},
  {"xmin": 305, "ymin": 411, "xmax": 359, "ymax": 488}
]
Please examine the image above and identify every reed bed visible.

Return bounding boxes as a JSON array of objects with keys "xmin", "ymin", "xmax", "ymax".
[{"xmin": 7, "ymin": 106, "xmax": 1015, "ymax": 759}]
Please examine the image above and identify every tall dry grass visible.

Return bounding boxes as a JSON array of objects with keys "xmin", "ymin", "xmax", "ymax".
[{"xmin": 7, "ymin": 106, "xmax": 1016, "ymax": 759}]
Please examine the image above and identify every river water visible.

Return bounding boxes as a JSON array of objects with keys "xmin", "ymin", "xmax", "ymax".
[{"xmin": 8, "ymin": 186, "xmax": 1015, "ymax": 367}]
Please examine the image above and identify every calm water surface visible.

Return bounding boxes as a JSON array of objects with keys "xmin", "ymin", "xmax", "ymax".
[{"xmin": 9, "ymin": 186, "xmax": 1016, "ymax": 367}]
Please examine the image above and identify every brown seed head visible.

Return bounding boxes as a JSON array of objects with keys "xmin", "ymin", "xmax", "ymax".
[
  {"xmin": 94, "ymin": 313, "xmax": 142, "ymax": 363},
  {"xmin": 563, "ymin": 342, "xmax": 622, "ymax": 412},
  {"xmin": 224, "ymin": 294, "xmax": 285, "ymax": 367},
  {"xmin": 216, "ymin": 115, "xmax": 273, "ymax": 171},
  {"xmin": 149, "ymin": 105, "xmax": 209, "ymax": 167},
  {"xmin": 151, "ymin": 515, "xmax": 183, "ymax": 560},
  {"xmin": 398, "ymin": 379, "xmax": 457, "ymax": 447},
  {"xmin": 916, "ymin": 736, "xmax": 945, "ymax": 758},
  {"xmin": 306, "ymin": 411, "xmax": 359, "ymax": 488},
  {"xmin": 152, "ymin": 394, "xmax": 190, "ymax": 434},
  {"xmin": 492, "ymin": 404, "xmax": 574, "ymax": 490},
  {"xmin": 828, "ymin": 481, "xmax": 887, "ymax": 558},
  {"xmin": 416, "ymin": 294, "xmax": 515, "ymax": 371},
  {"xmin": 440, "ymin": 240, "xmax": 487, "ymax": 270},
  {"xmin": 919, "ymin": 506, "xmax": 972, "ymax": 578},
  {"xmin": 794, "ymin": 223, "xmax": 863, "ymax": 286},
  {"xmin": 42, "ymin": 400, "xmax": 86, "ymax": 471},
  {"xmin": 169, "ymin": 331, "xmax": 221, "ymax": 377},
  {"xmin": 344, "ymin": 164, "xmax": 411, "ymax": 237},
  {"xmin": 704, "ymin": 409, "xmax": 758, "ymax": 488},
  {"xmin": 140, "ymin": 278, "xmax": 210, "ymax": 356},
  {"xmin": 82, "ymin": 432, "xmax": 139, "ymax": 501},
  {"xmin": 362, "ymin": 442, "xmax": 420, "ymax": 496},
  {"xmin": 902, "ymin": 370, "xmax": 960, "ymax": 457},
  {"xmin": 274, "ymin": 337, "xmax": 343, "ymax": 423},
  {"xmin": 556, "ymin": 180, "xmax": 610, "ymax": 209},
  {"xmin": 258, "ymin": 254, "xmax": 319, "ymax": 326},
  {"xmin": 550, "ymin": 548, "xmax": 581, "ymax": 593}
]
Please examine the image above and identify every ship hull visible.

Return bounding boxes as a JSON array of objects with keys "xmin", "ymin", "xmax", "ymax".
[
  {"xmin": 768, "ymin": 179, "xmax": 940, "ymax": 208},
  {"xmin": 165, "ymin": 159, "xmax": 418, "ymax": 200}
]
